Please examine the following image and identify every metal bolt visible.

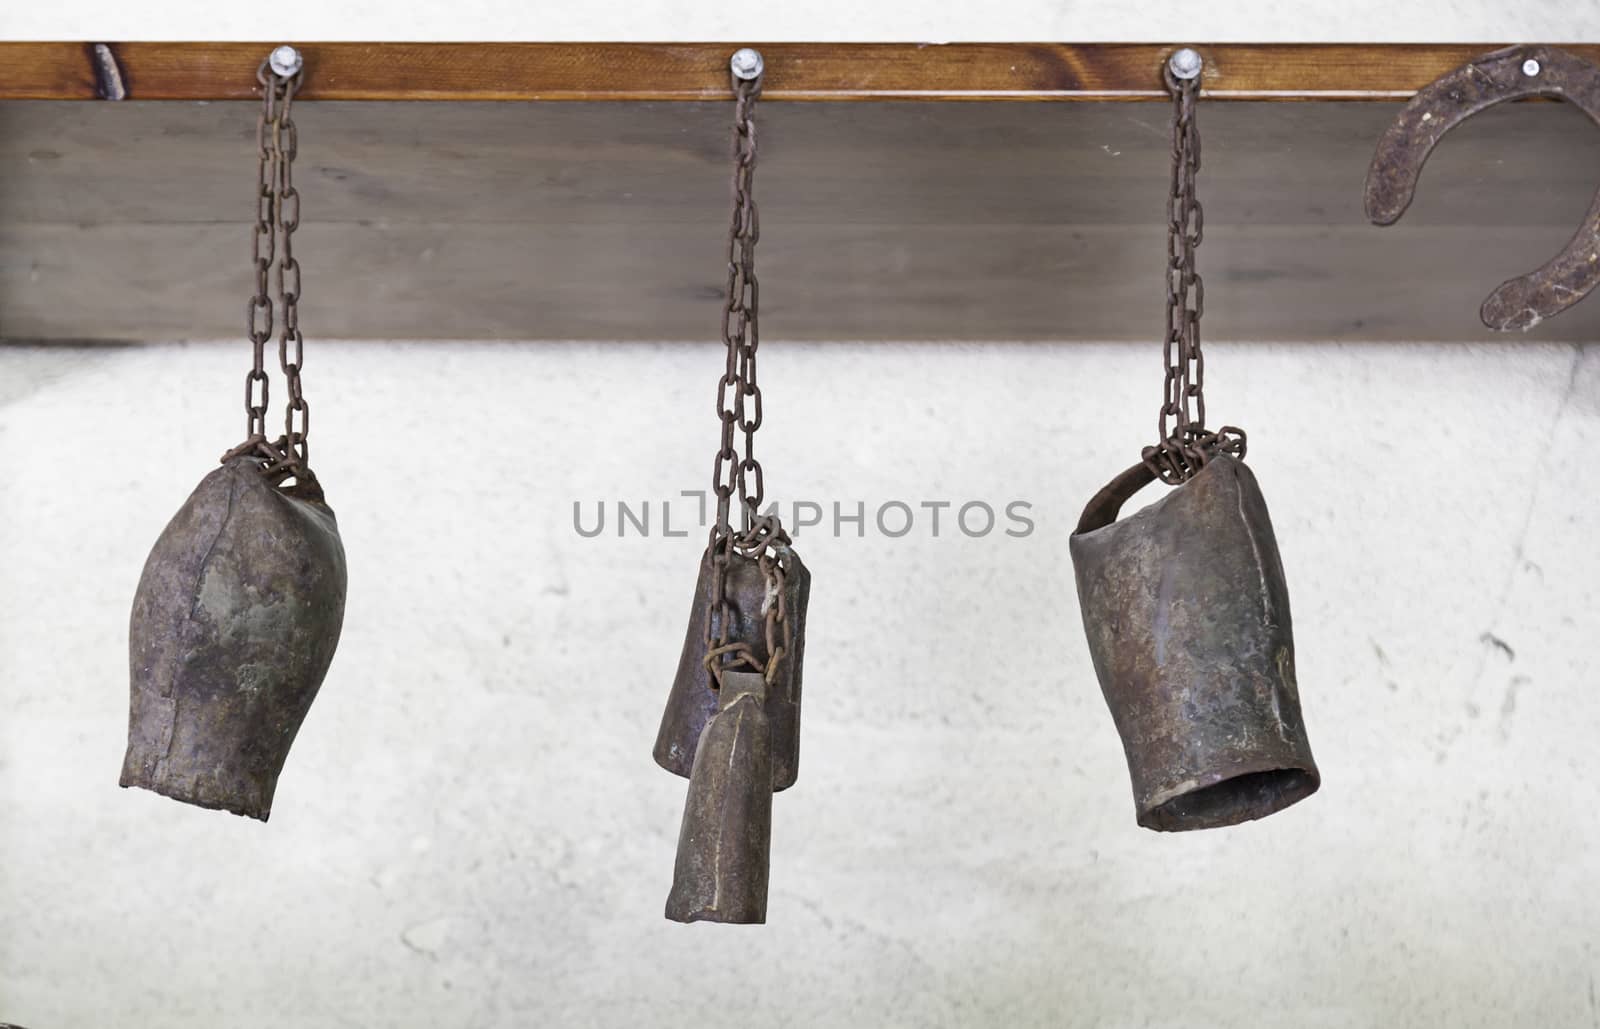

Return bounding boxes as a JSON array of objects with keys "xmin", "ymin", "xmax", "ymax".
[
  {"xmin": 269, "ymin": 45, "xmax": 303, "ymax": 78},
  {"xmin": 1522, "ymin": 58, "xmax": 1541, "ymax": 77},
  {"xmin": 1168, "ymin": 47, "xmax": 1203, "ymax": 81},
  {"xmin": 730, "ymin": 47, "xmax": 764, "ymax": 81}
]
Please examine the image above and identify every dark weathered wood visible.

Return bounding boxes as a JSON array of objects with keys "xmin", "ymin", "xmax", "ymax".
[
  {"xmin": 7, "ymin": 222, "xmax": 1598, "ymax": 342},
  {"xmin": 5, "ymin": 42, "xmax": 1600, "ymax": 102},
  {"xmin": 4, "ymin": 99, "xmax": 1593, "ymax": 228},
  {"xmin": 4, "ymin": 96, "xmax": 1598, "ymax": 343}
]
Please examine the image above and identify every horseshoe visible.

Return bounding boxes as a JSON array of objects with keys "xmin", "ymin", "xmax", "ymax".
[{"xmin": 1365, "ymin": 44, "xmax": 1600, "ymax": 331}]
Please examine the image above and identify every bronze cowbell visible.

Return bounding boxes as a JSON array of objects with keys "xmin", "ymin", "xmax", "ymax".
[
  {"xmin": 656, "ymin": 534, "xmax": 810, "ymax": 924},
  {"xmin": 665, "ymin": 670, "xmax": 775, "ymax": 923},
  {"xmin": 1069, "ymin": 49, "xmax": 1318, "ymax": 831},
  {"xmin": 656, "ymin": 50, "xmax": 813, "ymax": 924},
  {"xmin": 1070, "ymin": 456, "xmax": 1317, "ymax": 830},
  {"xmin": 122, "ymin": 459, "xmax": 346, "ymax": 820},
  {"xmin": 654, "ymin": 542, "xmax": 811, "ymax": 791},
  {"xmin": 121, "ymin": 51, "xmax": 346, "ymax": 821}
]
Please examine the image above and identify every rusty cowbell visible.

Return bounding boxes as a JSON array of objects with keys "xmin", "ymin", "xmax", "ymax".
[
  {"xmin": 655, "ymin": 52, "xmax": 811, "ymax": 792},
  {"xmin": 1071, "ymin": 456, "xmax": 1317, "ymax": 831},
  {"xmin": 666, "ymin": 670, "xmax": 774, "ymax": 923},
  {"xmin": 121, "ymin": 48, "xmax": 346, "ymax": 821},
  {"xmin": 655, "ymin": 542, "xmax": 810, "ymax": 790},
  {"xmin": 659, "ymin": 50, "xmax": 810, "ymax": 922},
  {"xmin": 1068, "ymin": 49, "xmax": 1317, "ymax": 832},
  {"xmin": 122, "ymin": 459, "xmax": 347, "ymax": 819}
]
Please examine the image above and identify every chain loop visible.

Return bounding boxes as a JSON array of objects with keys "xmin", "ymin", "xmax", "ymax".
[
  {"xmin": 1142, "ymin": 62, "xmax": 1246, "ymax": 486},
  {"xmin": 227, "ymin": 56, "xmax": 315, "ymax": 487},
  {"xmin": 700, "ymin": 61, "xmax": 791, "ymax": 690}
]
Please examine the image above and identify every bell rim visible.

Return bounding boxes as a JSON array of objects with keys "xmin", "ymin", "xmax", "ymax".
[
  {"xmin": 117, "ymin": 769, "xmax": 274, "ymax": 822},
  {"xmin": 1137, "ymin": 762, "xmax": 1320, "ymax": 832}
]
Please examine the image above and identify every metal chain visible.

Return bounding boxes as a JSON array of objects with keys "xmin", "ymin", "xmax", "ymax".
[
  {"xmin": 275, "ymin": 68, "xmax": 309, "ymax": 472},
  {"xmin": 701, "ymin": 60, "xmax": 791, "ymax": 690},
  {"xmin": 226, "ymin": 58, "xmax": 314, "ymax": 486},
  {"xmin": 1141, "ymin": 63, "xmax": 1246, "ymax": 486},
  {"xmin": 711, "ymin": 71, "xmax": 765, "ymax": 539}
]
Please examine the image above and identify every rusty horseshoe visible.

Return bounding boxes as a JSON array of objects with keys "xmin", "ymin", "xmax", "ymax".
[{"xmin": 1365, "ymin": 44, "xmax": 1600, "ymax": 331}]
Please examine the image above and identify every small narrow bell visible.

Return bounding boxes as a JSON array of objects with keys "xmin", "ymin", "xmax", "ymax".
[
  {"xmin": 654, "ymin": 542, "xmax": 809, "ymax": 790},
  {"xmin": 1070, "ymin": 454, "xmax": 1318, "ymax": 831},
  {"xmin": 665, "ymin": 670, "xmax": 773, "ymax": 924},
  {"xmin": 121, "ymin": 457, "xmax": 347, "ymax": 820}
]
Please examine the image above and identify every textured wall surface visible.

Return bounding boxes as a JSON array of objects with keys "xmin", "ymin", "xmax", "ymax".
[{"xmin": 0, "ymin": 338, "xmax": 1595, "ymax": 1027}]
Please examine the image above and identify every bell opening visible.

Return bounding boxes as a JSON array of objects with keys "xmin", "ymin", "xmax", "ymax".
[{"xmin": 1141, "ymin": 767, "xmax": 1318, "ymax": 832}]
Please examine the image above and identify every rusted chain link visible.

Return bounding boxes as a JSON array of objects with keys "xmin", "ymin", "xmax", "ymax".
[
  {"xmin": 225, "ymin": 57, "xmax": 314, "ymax": 486},
  {"xmin": 702, "ymin": 59, "xmax": 791, "ymax": 689},
  {"xmin": 274, "ymin": 64, "xmax": 309, "ymax": 475},
  {"xmin": 711, "ymin": 70, "xmax": 766, "ymax": 539},
  {"xmin": 1141, "ymin": 61, "xmax": 1246, "ymax": 486}
]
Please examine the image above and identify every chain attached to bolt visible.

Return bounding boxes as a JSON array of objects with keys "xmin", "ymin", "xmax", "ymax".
[
  {"xmin": 1141, "ymin": 51, "xmax": 1246, "ymax": 487},
  {"xmin": 702, "ymin": 52, "xmax": 792, "ymax": 690},
  {"xmin": 224, "ymin": 49, "xmax": 315, "ymax": 488}
]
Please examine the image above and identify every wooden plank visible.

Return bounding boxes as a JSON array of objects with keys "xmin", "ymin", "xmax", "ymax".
[
  {"xmin": 5, "ymin": 43, "xmax": 1600, "ymax": 102},
  {"xmin": 4, "ymin": 94, "xmax": 1597, "ymax": 343},
  {"xmin": 2, "ymin": 100, "xmax": 1594, "ymax": 228},
  {"xmin": 6, "ymin": 222, "xmax": 1597, "ymax": 343}
]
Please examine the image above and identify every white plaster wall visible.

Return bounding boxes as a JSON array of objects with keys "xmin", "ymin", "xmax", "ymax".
[{"xmin": 0, "ymin": 337, "xmax": 1596, "ymax": 1028}]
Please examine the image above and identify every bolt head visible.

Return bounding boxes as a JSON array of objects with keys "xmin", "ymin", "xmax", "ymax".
[
  {"xmin": 1168, "ymin": 47, "xmax": 1203, "ymax": 80},
  {"xmin": 730, "ymin": 47, "xmax": 764, "ymax": 81},
  {"xmin": 1522, "ymin": 58, "xmax": 1541, "ymax": 77},
  {"xmin": 269, "ymin": 45, "xmax": 303, "ymax": 78}
]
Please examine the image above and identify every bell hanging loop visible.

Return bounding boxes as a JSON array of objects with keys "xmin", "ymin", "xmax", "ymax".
[
  {"xmin": 121, "ymin": 47, "xmax": 346, "ymax": 821},
  {"xmin": 1068, "ymin": 48, "xmax": 1318, "ymax": 831}
]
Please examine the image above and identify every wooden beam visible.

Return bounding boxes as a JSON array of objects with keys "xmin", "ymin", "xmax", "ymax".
[
  {"xmin": 5, "ymin": 42, "xmax": 1600, "ymax": 102},
  {"xmin": 4, "ymin": 99, "xmax": 1598, "ymax": 342}
]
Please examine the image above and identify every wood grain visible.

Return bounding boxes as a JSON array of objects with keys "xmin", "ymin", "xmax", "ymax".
[
  {"xmin": 5, "ymin": 221, "xmax": 1597, "ymax": 343},
  {"xmin": 4, "ymin": 100, "xmax": 1593, "ymax": 228},
  {"xmin": 5, "ymin": 91, "xmax": 1600, "ymax": 343},
  {"xmin": 5, "ymin": 43, "xmax": 1600, "ymax": 102}
]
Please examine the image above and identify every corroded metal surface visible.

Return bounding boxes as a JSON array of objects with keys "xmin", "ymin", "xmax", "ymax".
[
  {"xmin": 1366, "ymin": 44, "xmax": 1600, "ymax": 330},
  {"xmin": 666, "ymin": 670, "xmax": 772, "ymax": 924},
  {"xmin": 121, "ymin": 457, "xmax": 347, "ymax": 820},
  {"xmin": 654, "ymin": 543, "xmax": 809, "ymax": 791},
  {"xmin": 1070, "ymin": 455, "xmax": 1318, "ymax": 831}
]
